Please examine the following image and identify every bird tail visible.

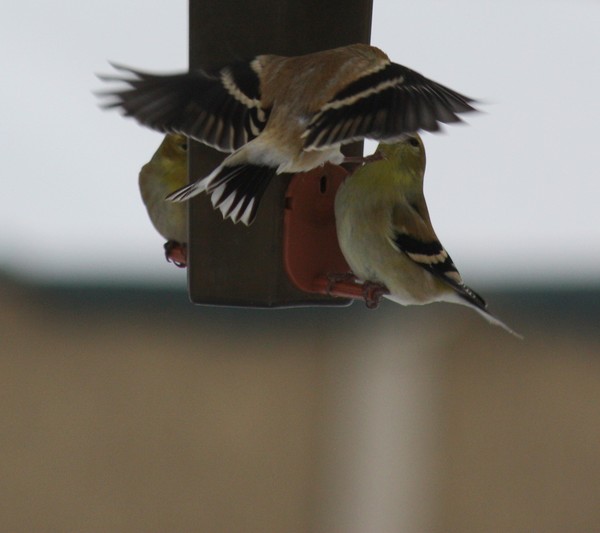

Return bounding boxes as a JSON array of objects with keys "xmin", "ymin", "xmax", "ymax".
[
  {"xmin": 469, "ymin": 305, "xmax": 523, "ymax": 339},
  {"xmin": 166, "ymin": 160, "xmax": 276, "ymax": 225},
  {"xmin": 452, "ymin": 289, "xmax": 522, "ymax": 339}
]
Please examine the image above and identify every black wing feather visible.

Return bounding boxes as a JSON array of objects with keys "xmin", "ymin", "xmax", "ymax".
[
  {"xmin": 98, "ymin": 62, "xmax": 266, "ymax": 152},
  {"xmin": 304, "ymin": 62, "xmax": 477, "ymax": 149},
  {"xmin": 393, "ymin": 232, "xmax": 488, "ymax": 310}
]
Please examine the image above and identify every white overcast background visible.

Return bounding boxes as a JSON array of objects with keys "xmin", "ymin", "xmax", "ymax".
[{"xmin": 1, "ymin": 0, "xmax": 598, "ymax": 287}]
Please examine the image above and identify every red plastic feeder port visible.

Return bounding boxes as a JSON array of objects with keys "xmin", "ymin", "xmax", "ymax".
[{"xmin": 283, "ymin": 164, "xmax": 372, "ymax": 303}]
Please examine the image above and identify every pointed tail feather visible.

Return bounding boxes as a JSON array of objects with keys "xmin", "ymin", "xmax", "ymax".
[
  {"xmin": 470, "ymin": 306, "xmax": 523, "ymax": 339},
  {"xmin": 454, "ymin": 289, "xmax": 522, "ymax": 339}
]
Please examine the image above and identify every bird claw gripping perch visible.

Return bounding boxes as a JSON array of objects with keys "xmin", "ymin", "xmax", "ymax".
[
  {"xmin": 361, "ymin": 281, "xmax": 389, "ymax": 309},
  {"xmin": 164, "ymin": 240, "xmax": 188, "ymax": 268}
]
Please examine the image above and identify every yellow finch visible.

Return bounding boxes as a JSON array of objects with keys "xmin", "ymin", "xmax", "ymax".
[
  {"xmin": 99, "ymin": 43, "xmax": 477, "ymax": 225},
  {"xmin": 139, "ymin": 134, "xmax": 188, "ymax": 267},
  {"xmin": 334, "ymin": 135, "xmax": 519, "ymax": 336}
]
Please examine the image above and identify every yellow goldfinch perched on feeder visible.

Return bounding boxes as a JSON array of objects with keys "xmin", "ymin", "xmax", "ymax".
[
  {"xmin": 139, "ymin": 134, "xmax": 188, "ymax": 267},
  {"xmin": 98, "ymin": 43, "xmax": 477, "ymax": 225},
  {"xmin": 334, "ymin": 135, "xmax": 520, "ymax": 337}
]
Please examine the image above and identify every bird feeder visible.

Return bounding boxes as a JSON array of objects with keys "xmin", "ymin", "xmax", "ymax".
[
  {"xmin": 283, "ymin": 164, "xmax": 371, "ymax": 302},
  {"xmin": 188, "ymin": 0, "xmax": 373, "ymax": 307}
]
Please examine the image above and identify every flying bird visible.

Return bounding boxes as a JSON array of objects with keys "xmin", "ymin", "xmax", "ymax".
[
  {"xmin": 334, "ymin": 135, "xmax": 520, "ymax": 337},
  {"xmin": 139, "ymin": 133, "xmax": 188, "ymax": 267},
  {"xmin": 99, "ymin": 43, "xmax": 477, "ymax": 225}
]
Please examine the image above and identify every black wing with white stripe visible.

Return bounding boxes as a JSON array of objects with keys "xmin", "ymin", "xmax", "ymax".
[
  {"xmin": 303, "ymin": 62, "xmax": 477, "ymax": 150},
  {"xmin": 98, "ymin": 61, "xmax": 267, "ymax": 152},
  {"xmin": 392, "ymin": 232, "xmax": 488, "ymax": 310}
]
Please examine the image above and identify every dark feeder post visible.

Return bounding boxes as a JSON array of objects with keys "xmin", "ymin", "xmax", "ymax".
[{"xmin": 188, "ymin": 0, "xmax": 373, "ymax": 307}]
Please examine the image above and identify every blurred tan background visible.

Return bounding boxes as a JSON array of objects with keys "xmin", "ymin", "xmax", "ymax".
[{"xmin": 1, "ymin": 273, "xmax": 599, "ymax": 532}]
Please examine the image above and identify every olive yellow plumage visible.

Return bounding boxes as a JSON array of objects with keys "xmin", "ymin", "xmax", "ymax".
[
  {"xmin": 335, "ymin": 135, "xmax": 519, "ymax": 336},
  {"xmin": 139, "ymin": 134, "xmax": 188, "ymax": 266}
]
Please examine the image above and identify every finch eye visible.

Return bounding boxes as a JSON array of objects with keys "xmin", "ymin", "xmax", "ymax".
[{"xmin": 408, "ymin": 137, "xmax": 419, "ymax": 147}]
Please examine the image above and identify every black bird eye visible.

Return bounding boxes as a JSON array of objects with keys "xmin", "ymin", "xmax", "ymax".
[{"xmin": 408, "ymin": 137, "xmax": 419, "ymax": 147}]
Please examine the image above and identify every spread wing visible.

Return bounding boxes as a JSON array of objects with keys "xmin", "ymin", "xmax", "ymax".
[
  {"xmin": 303, "ymin": 62, "xmax": 477, "ymax": 150},
  {"xmin": 98, "ymin": 61, "xmax": 268, "ymax": 152}
]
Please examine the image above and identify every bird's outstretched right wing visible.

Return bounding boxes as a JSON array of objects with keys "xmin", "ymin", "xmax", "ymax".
[{"xmin": 98, "ymin": 62, "xmax": 268, "ymax": 152}]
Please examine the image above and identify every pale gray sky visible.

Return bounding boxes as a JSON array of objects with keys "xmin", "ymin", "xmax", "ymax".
[{"xmin": 1, "ymin": 0, "xmax": 599, "ymax": 286}]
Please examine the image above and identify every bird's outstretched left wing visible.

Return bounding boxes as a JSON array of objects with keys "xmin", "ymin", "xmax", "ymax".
[{"xmin": 303, "ymin": 62, "xmax": 476, "ymax": 150}]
